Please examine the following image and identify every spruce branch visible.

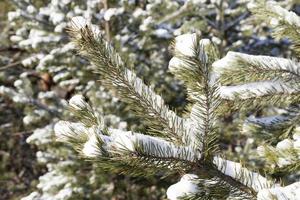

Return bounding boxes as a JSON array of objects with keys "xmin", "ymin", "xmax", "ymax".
[
  {"xmin": 169, "ymin": 35, "xmax": 221, "ymax": 157},
  {"xmin": 242, "ymin": 105, "xmax": 300, "ymax": 141},
  {"xmin": 213, "ymin": 51, "xmax": 300, "ymax": 85},
  {"xmin": 188, "ymin": 83, "xmax": 221, "ymax": 159},
  {"xmin": 68, "ymin": 94, "xmax": 100, "ymax": 127},
  {"xmin": 256, "ymin": 140, "xmax": 300, "ymax": 176},
  {"xmin": 57, "ymin": 121, "xmax": 199, "ymax": 178},
  {"xmin": 213, "ymin": 51, "xmax": 300, "ymax": 110},
  {"xmin": 167, "ymin": 175, "xmax": 237, "ymax": 200},
  {"xmin": 220, "ymin": 80, "xmax": 298, "ymax": 100},
  {"xmin": 58, "ymin": 17, "xmax": 281, "ymax": 199},
  {"xmin": 188, "ymin": 41, "xmax": 221, "ymax": 158},
  {"xmin": 250, "ymin": 0, "xmax": 300, "ymax": 56},
  {"xmin": 56, "ymin": 97, "xmax": 199, "ymax": 179},
  {"xmin": 246, "ymin": 112, "xmax": 296, "ymax": 130},
  {"xmin": 167, "ymin": 35, "xmax": 269, "ymax": 197},
  {"xmin": 213, "ymin": 157, "xmax": 274, "ymax": 195},
  {"xmin": 56, "ymin": 76, "xmax": 273, "ymax": 198},
  {"xmin": 68, "ymin": 17, "xmax": 187, "ymax": 144},
  {"xmin": 166, "ymin": 157, "xmax": 273, "ymax": 199}
]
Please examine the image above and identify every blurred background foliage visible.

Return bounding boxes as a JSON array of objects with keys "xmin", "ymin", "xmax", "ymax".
[{"xmin": 0, "ymin": 1, "xmax": 42, "ymax": 199}]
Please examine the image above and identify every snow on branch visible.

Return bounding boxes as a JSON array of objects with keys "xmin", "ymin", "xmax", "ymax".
[
  {"xmin": 250, "ymin": 0, "xmax": 300, "ymax": 55},
  {"xmin": 169, "ymin": 34, "xmax": 219, "ymax": 93},
  {"xmin": 257, "ymin": 181, "xmax": 300, "ymax": 200},
  {"xmin": 213, "ymin": 51, "xmax": 300, "ymax": 84},
  {"xmin": 55, "ymin": 119, "xmax": 200, "ymax": 163},
  {"xmin": 169, "ymin": 34, "xmax": 221, "ymax": 155},
  {"xmin": 219, "ymin": 80, "xmax": 297, "ymax": 100},
  {"xmin": 213, "ymin": 157, "xmax": 275, "ymax": 192},
  {"xmin": 59, "ymin": 15, "xmax": 290, "ymax": 198},
  {"xmin": 55, "ymin": 119, "xmax": 200, "ymax": 177},
  {"xmin": 243, "ymin": 105, "xmax": 300, "ymax": 133},
  {"xmin": 166, "ymin": 174, "xmax": 200, "ymax": 200},
  {"xmin": 68, "ymin": 16, "xmax": 187, "ymax": 144},
  {"xmin": 256, "ymin": 137, "xmax": 300, "ymax": 174},
  {"xmin": 133, "ymin": 131, "xmax": 200, "ymax": 162},
  {"xmin": 246, "ymin": 114, "xmax": 292, "ymax": 129},
  {"xmin": 213, "ymin": 51, "xmax": 300, "ymax": 109}
]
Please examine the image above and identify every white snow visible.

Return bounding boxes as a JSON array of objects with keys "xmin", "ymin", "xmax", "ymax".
[
  {"xmin": 20, "ymin": 191, "xmax": 41, "ymax": 200},
  {"xmin": 190, "ymin": 0, "xmax": 207, "ymax": 4},
  {"xmin": 104, "ymin": 8, "xmax": 117, "ymax": 21},
  {"xmin": 110, "ymin": 130, "xmax": 136, "ymax": 152},
  {"xmin": 276, "ymin": 139, "xmax": 293, "ymax": 151},
  {"xmin": 257, "ymin": 189, "xmax": 275, "ymax": 200},
  {"xmin": 174, "ymin": 33, "xmax": 197, "ymax": 57},
  {"xmin": 50, "ymin": 13, "xmax": 65, "ymax": 25},
  {"xmin": 37, "ymin": 169, "xmax": 71, "ymax": 192},
  {"xmin": 54, "ymin": 22, "xmax": 67, "ymax": 33},
  {"xmin": 14, "ymin": 79, "xmax": 23, "ymax": 88},
  {"xmin": 70, "ymin": 16, "xmax": 101, "ymax": 38},
  {"xmin": 54, "ymin": 121, "xmax": 89, "ymax": 141},
  {"xmin": 219, "ymin": 80, "xmax": 296, "ymax": 100},
  {"xmin": 103, "ymin": 8, "xmax": 124, "ymax": 21},
  {"xmin": 26, "ymin": 124, "xmax": 53, "ymax": 145},
  {"xmin": 12, "ymin": 94, "xmax": 28, "ymax": 104},
  {"xmin": 154, "ymin": 28, "xmax": 171, "ymax": 39},
  {"xmin": 38, "ymin": 91, "xmax": 56, "ymax": 99},
  {"xmin": 168, "ymin": 57, "xmax": 184, "ymax": 72},
  {"xmin": 55, "ymin": 187, "xmax": 73, "ymax": 200},
  {"xmin": 293, "ymin": 140, "xmax": 300, "ymax": 151},
  {"xmin": 293, "ymin": 126, "xmax": 300, "ymax": 141},
  {"xmin": 53, "ymin": 71, "xmax": 71, "ymax": 83},
  {"xmin": 212, "ymin": 51, "xmax": 300, "ymax": 76},
  {"xmin": 167, "ymin": 174, "xmax": 199, "ymax": 200},
  {"xmin": 199, "ymin": 38, "xmax": 211, "ymax": 47},
  {"xmin": 107, "ymin": 128, "xmax": 198, "ymax": 160},
  {"xmin": 19, "ymin": 33, "xmax": 62, "ymax": 49},
  {"xmin": 22, "ymin": 55, "xmax": 39, "ymax": 67},
  {"xmin": 0, "ymin": 85, "xmax": 29, "ymax": 103},
  {"xmin": 59, "ymin": 79, "xmax": 80, "ymax": 87},
  {"xmin": 61, "ymin": 0, "xmax": 72, "ymax": 5},
  {"xmin": 257, "ymin": 146, "xmax": 266, "ymax": 157},
  {"xmin": 212, "ymin": 36, "xmax": 221, "ymax": 45},
  {"xmin": 270, "ymin": 18, "xmax": 279, "ymax": 26},
  {"xmin": 266, "ymin": 1, "xmax": 300, "ymax": 28},
  {"xmin": 277, "ymin": 158, "xmax": 292, "ymax": 168},
  {"xmin": 23, "ymin": 115, "xmax": 37, "ymax": 126},
  {"xmin": 132, "ymin": 8, "xmax": 146, "ymax": 18},
  {"xmin": 10, "ymin": 35, "xmax": 23, "ymax": 42},
  {"xmin": 0, "ymin": 86, "xmax": 16, "ymax": 97},
  {"xmin": 135, "ymin": 131, "xmax": 199, "ymax": 161},
  {"xmin": 36, "ymin": 151, "xmax": 55, "ymax": 163},
  {"xmin": 213, "ymin": 156, "xmax": 273, "ymax": 192},
  {"xmin": 8, "ymin": 10, "xmax": 21, "ymax": 21},
  {"xmin": 71, "ymin": 16, "xmax": 88, "ymax": 30},
  {"xmin": 69, "ymin": 94, "xmax": 89, "ymax": 111},
  {"xmin": 257, "ymin": 182, "xmax": 300, "ymax": 200},
  {"xmin": 246, "ymin": 114, "xmax": 290, "ymax": 128},
  {"xmin": 82, "ymin": 134, "xmax": 101, "ymax": 157}
]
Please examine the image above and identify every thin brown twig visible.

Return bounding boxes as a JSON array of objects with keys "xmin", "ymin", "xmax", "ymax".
[
  {"xmin": 0, "ymin": 61, "xmax": 22, "ymax": 71},
  {"xmin": 103, "ymin": 0, "xmax": 111, "ymax": 42},
  {"xmin": 12, "ymin": 130, "xmax": 33, "ymax": 136},
  {"xmin": 0, "ymin": 47, "xmax": 22, "ymax": 52}
]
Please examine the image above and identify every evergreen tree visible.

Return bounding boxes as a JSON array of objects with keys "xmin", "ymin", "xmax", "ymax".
[
  {"xmin": 214, "ymin": 1, "xmax": 300, "ymax": 199},
  {"xmin": 56, "ymin": 1, "xmax": 300, "ymax": 199},
  {"xmin": 2, "ymin": 0, "xmax": 300, "ymax": 199},
  {"xmin": 2, "ymin": 0, "xmax": 263, "ymax": 199}
]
